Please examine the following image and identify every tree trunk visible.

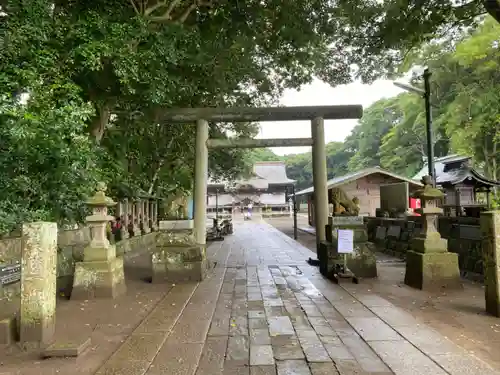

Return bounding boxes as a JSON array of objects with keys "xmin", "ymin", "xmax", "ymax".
[
  {"xmin": 90, "ymin": 104, "xmax": 111, "ymax": 143},
  {"xmin": 484, "ymin": 0, "xmax": 500, "ymax": 23},
  {"xmin": 148, "ymin": 160, "xmax": 165, "ymax": 195}
]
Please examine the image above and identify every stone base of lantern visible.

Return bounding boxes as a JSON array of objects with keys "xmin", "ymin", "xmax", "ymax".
[
  {"xmin": 404, "ymin": 249, "xmax": 462, "ymax": 291},
  {"xmin": 409, "ymin": 234, "xmax": 448, "ymax": 253},
  {"xmin": 71, "ymin": 257, "xmax": 127, "ymax": 300}
]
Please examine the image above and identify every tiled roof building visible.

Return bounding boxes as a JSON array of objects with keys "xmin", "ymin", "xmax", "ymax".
[{"xmin": 207, "ymin": 162, "xmax": 295, "ymax": 210}]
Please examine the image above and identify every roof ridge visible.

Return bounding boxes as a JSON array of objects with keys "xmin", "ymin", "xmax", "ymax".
[{"xmin": 295, "ymin": 166, "xmax": 422, "ymax": 196}]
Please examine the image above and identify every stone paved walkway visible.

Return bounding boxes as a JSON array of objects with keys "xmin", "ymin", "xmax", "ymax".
[
  {"xmin": 92, "ymin": 221, "xmax": 499, "ymax": 375},
  {"xmin": 2, "ymin": 221, "xmax": 498, "ymax": 375}
]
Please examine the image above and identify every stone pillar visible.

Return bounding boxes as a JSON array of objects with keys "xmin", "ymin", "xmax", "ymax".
[
  {"xmin": 133, "ymin": 199, "xmax": 141, "ymax": 236},
  {"xmin": 143, "ymin": 199, "xmax": 151, "ymax": 234},
  {"xmin": 122, "ymin": 199, "xmax": 130, "ymax": 239},
  {"xmin": 311, "ymin": 117, "xmax": 328, "ymax": 251},
  {"xmin": 404, "ymin": 176, "xmax": 461, "ymax": 291},
  {"xmin": 20, "ymin": 222, "xmax": 57, "ymax": 347},
  {"xmin": 148, "ymin": 200, "xmax": 153, "ymax": 231},
  {"xmin": 194, "ymin": 119, "xmax": 209, "ymax": 245},
  {"xmin": 114, "ymin": 201, "xmax": 126, "ymax": 241},
  {"xmin": 137, "ymin": 199, "xmax": 144, "ymax": 235},
  {"xmin": 481, "ymin": 211, "xmax": 500, "ymax": 317},
  {"xmin": 127, "ymin": 201, "xmax": 136, "ymax": 238},
  {"xmin": 72, "ymin": 182, "xmax": 126, "ymax": 300},
  {"xmin": 152, "ymin": 200, "xmax": 159, "ymax": 231}
]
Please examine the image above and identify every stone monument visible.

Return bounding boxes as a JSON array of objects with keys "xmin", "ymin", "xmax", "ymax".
[
  {"xmin": 71, "ymin": 183, "xmax": 127, "ymax": 299},
  {"xmin": 404, "ymin": 176, "xmax": 462, "ymax": 291},
  {"xmin": 19, "ymin": 222, "xmax": 58, "ymax": 348},
  {"xmin": 480, "ymin": 210, "xmax": 500, "ymax": 317}
]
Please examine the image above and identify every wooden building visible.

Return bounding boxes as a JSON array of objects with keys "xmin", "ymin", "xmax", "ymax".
[
  {"xmin": 295, "ymin": 167, "xmax": 422, "ymax": 227},
  {"xmin": 207, "ymin": 161, "xmax": 295, "ymax": 214},
  {"xmin": 412, "ymin": 154, "xmax": 500, "ymax": 217}
]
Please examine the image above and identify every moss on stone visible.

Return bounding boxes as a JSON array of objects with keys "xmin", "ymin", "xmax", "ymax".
[{"xmin": 404, "ymin": 250, "xmax": 462, "ymax": 291}]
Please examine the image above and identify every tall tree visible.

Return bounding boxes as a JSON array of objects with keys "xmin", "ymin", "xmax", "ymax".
[
  {"xmin": 330, "ymin": 1, "xmax": 499, "ymax": 82},
  {"xmin": 346, "ymin": 98, "xmax": 403, "ymax": 171}
]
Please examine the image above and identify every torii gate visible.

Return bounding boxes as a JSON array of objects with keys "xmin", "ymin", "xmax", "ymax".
[{"xmin": 161, "ymin": 105, "xmax": 363, "ymax": 252}]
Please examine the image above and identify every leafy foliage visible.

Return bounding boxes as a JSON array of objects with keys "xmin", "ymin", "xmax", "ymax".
[
  {"xmin": 252, "ymin": 19, "xmax": 499, "ymax": 195},
  {"xmin": 1, "ymin": 0, "xmax": 499, "ymax": 235},
  {"xmin": 332, "ymin": 0, "xmax": 499, "ymax": 82},
  {"xmin": 0, "ymin": 83, "xmax": 101, "ymax": 234},
  {"xmin": 0, "ymin": 0, "xmax": 363, "ymax": 234}
]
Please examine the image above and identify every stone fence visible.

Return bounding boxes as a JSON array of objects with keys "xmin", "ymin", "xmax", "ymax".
[
  {"xmin": 0, "ymin": 197, "xmax": 160, "ymax": 304},
  {"xmin": 365, "ymin": 216, "xmax": 483, "ymax": 280}
]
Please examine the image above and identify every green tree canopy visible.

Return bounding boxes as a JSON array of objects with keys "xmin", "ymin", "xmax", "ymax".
[{"xmin": 254, "ymin": 18, "xmax": 500, "ymax": 192}]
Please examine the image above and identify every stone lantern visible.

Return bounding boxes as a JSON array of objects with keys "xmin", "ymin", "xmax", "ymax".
[
  {"xmin": 404, "ymin": 176, "xmax": 461, "ymax": 291},
  {"xmin": 71, "ymin": 182, "xmax": 127, "ymax": 300}
]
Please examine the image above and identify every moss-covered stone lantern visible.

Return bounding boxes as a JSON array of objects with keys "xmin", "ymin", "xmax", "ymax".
[
  {"xmin": 71, "ymin": 182, "xmax": 127, "ymax": 300},
  {"xmin": 404, "ymin": 176, "xmax": 462, "ymax": 291}
]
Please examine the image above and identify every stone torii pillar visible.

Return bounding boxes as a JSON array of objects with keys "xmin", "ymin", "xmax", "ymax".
[
  {"xmin": 311, "ymin": 117, "xmax": 329, "ymax": 251},
  {"xmin": 194, "ymin": 119, "xmax": 209, "ymax": 245}
]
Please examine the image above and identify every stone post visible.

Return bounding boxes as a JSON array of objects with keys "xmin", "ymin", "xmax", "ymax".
[
  {"xmin": 20, "ymin": 222, "xmax": 57, "ymax": 347},
  {"xmin": 122, "ymin": 198, "xmax": 130, "ymax": 239},
  {"xmin": 143, "ymin": 199, "xmax": 151, "ymax": 234},
  {"xmin": 114, "ymin": 201, "xmax": 126, "ymax": 241},
  {"xmin": 132, "ymin": 199, "xmax": 141, "ymax": 237},
  {"xmin": 311, "ymin": 117, "xmax": 328, "ymax": 251},
  {"xmin": 152, "ymin": 200, "xmax": 159, "ymax": 231},
  {"xmin": 147, "ymin": 200, "xmax": 153, "ymax": 232},
  {"xmin": 194, "ymin": 119, "xmax": 209, "ymax": 245},
  {"xmin": 481, "ymin": 211, "xmax": 500, "ymax": 317},
  {"xmin": 137, "ymin": 199, "xmax": 145, "ymax": 235},
  {"xmin": 404, "ymin": 176, "xmax": 462, "ymax": 291},
  {"xmin": 72, "ymin": 182, "xmax": 126, "ymax": 300}
]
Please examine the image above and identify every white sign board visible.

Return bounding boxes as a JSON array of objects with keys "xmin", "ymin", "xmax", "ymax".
[{"xmin": 337, "ymin": 229, "xmax": 354, "ymax": 254}]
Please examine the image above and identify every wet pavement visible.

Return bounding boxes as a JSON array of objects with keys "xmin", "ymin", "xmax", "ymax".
[{"xmin": 1, "ymin": 220, "xmax": 499, "ymax": 375}]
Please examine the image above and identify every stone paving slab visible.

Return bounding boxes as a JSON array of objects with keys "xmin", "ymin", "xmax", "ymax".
[{"xmin": 2, "ymin": 221, "xmax": 499, "ymax": 375}]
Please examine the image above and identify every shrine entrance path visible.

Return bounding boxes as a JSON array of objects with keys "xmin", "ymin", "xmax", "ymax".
[
  {"xmin": 2, "ymin": 221, "xmax": 499, "ymax": 375},
  {"xmin": 95, "ymin": 220, "xmax": 499, "ymax": 375},
  {"xmin": 268, "ymin": 214, "xmax": 500, "ymax": 371}
]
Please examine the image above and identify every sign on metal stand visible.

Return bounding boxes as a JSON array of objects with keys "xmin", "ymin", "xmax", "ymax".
[{"xmin": 335, "ymin": 229, "xmax": 358, "ymax": 284}]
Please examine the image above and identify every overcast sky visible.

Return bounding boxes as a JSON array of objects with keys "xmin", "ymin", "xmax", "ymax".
[{"xmin": 257, "ymin": 78, "xmax": 405, "ymax": 156}]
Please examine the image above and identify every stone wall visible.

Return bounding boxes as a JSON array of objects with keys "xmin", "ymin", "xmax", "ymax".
[
  {"xmin": 0, "ymin": 228, "xmax": 157, "ymax": 303},
  {"xmin": 366, "ymin": 216, "xmax": 483, "ymax": 280}
]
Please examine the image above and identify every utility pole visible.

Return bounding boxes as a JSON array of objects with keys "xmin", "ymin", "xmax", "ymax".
[{"xmin": 423, "ymin": 68, "xmax": 435, "ymax": 186}]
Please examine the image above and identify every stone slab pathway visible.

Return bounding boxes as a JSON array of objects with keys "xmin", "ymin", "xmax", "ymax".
[
  {"xmin": 2, "ymin": 221, "xmax": 497, "ymax": 375},
  {"xmin": 93, "ymin": 221, "xmax": 500, "ymax": 375}
]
